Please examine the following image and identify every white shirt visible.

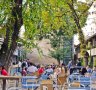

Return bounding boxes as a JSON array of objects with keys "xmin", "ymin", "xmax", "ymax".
[
  {"xmin": 27, "ymin": 65, "xmax": 38, "ymax": 73},
  {"xmin": 46, "ymin": 68, "xmax": 53, "ymax": 73},
  {"xmin": 18, "ymin": 61, "xmax": 22, "ymax": 67}
]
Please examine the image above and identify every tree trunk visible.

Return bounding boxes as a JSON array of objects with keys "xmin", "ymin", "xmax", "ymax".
[
  {"xmin": 0, "ymin": 0, "xmax": 23, "ymax": 69},
  {"xmin": 67, "ymin": 2, "xmax": 87, "ymax": 65},
  {"xmin": 84, "ymin": 57, "xmax": 88, "ymax": 67},
  {"xmin": 58, "ymin": 60, "xmax": 60, "ymax": 65},
  {"xmin": 73, "ymin": 54, "xmax": 77, "ymax": 65}
]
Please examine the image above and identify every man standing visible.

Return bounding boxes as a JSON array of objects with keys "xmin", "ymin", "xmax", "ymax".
[{"xmin": 18, "ymin": 60, "xmax": 22, "ymax": 72}]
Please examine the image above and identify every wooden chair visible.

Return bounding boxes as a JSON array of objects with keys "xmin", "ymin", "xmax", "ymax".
[
  {"xmin": 57, "ymin": 74, "xmax": 67, "ymax": 85},
  {"xmin": 57, "ymin": 74, "xmax": 67, "ymax": 89},
  {"xmin": 40, "ymin": 80, "xmax": 53, "ymax": 90},
  {"xmin": 70, "ymin": 82, "xmax": 80, "ymax": 87}
]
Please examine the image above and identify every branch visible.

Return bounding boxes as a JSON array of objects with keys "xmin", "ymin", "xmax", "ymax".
[
  {"xmin": 67, "ymin": 2, "xmax": 81, "ymax": 30},
  {"xmin": 55, "ymin": 10, "xmax": 71, "ymax": 18},
  {"xmin": 79, "ymin": 2, "xmax": 93, "ymax": 19}
]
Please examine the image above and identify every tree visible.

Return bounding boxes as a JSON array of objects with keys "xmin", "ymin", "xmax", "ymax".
[
  {"xmin": 50, "ymin": 31, "xmax": 72, "ymax": 64},
  {"xmin": 66, "ymin": 0, "xmax": 92, "ymax": 66},
  {"xmin": 0, "ymin": 0, "xmax": 91, "ymax": 68},
  {"xmin": 0, "ymin": 0, "xmax": 23, "ymax": 67},
  {"xmin": 48, "ymin": 0, "xmax": 91, "ymax": 65}
]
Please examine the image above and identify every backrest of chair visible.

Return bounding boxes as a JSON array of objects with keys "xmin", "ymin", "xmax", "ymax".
[
  {"xmin": 67, "ymin": 75, "xmax": 80, "ymax": 83},
  {"xmin": 21, "ymin": 76, "xmax": 38, "ymax": 88},
  {"xmin": 68, "ymin": 88, "xmax": 87, "ymax": 90},
  {"xmin": 91, "ymin": 76, "xmax": 96, "ymax": 81},
  {"xmin": 22, "ymin": 76, "xmax": 34, "ymax": 84},
  {"xmin": 40, "ymin": 80, "xmax": 53, "ymax": 90},
  {"xmin": 70, "ymin": 82, "xmax": 80, "ymax": 87},
  {"xmin": 90, "ymin": 76, "xmax": 96, "ymax": 89},
  {"xmin": 57, "ymin": 74, "xmax": 67, "ymax": 85},
  {"xmin": 8, "ymin": 87, "xmax": 22, "ymax": 90},
  {"xmin": 68, "ymin": 81, "xmax": 87, "ymax": 90},
  {"xmin": 79, "ymin": 77, "xmax": 90, "ymax": 86},
  {"xmin": 79, "ymin": 77, "xmax": 90, "ymax": 82}
]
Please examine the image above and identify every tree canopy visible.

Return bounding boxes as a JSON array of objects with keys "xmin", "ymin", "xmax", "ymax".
[{"xmin": 0, "ymin": 0, "xmax": 91, "ymax": 66}]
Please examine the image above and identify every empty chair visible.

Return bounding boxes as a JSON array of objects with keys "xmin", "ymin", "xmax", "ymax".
[
  {"xmin": 21, "ymin": 76, "xmax": 40, "ymax": 89},
  {"xmin": 79, "ymin": 77, "xmax": 90, "ymax": 88},
  {"xmin": 90, "ymin": 76, "xmax": 96, "ymax": 90},
  {"xmin": 8, "ymin": 87, "xmax": 22, "ymax": 90},
  {"xmin": 68, "ymin": 76, "xmax": 90, "ymax": 90},
  {"xmin": 68, "ymin": 81, "xmax": 89, "ymax": 90}
]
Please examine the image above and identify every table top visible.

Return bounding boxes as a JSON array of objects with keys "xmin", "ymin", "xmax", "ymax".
[{"xmin": 0, "ymin": 75, "xmax": 22, "ymax": 79}]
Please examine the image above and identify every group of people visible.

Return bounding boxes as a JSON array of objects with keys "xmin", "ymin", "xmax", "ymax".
[
  {"xmin": 67, "ymin": 60, "xmax": 96, "ymax": 77},
  {"xmin": 0, "ymin": 59, "xmax": 67, "ymax": 79},
  {"xmin": 17, "ymin": 60, "xmax": 66, "ymax": 79},
  {"xmin": 82, "ymin": 65, "xmax": 96, "ymax": 77},
  {"xmin": 1, "ymin": 59, "xmax": 96, "ymax": 79}
]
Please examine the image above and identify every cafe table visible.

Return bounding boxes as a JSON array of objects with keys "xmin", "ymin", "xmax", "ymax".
[{"xmin": 0, "ymin": 75, "xmax": 22, "ymax": 90}]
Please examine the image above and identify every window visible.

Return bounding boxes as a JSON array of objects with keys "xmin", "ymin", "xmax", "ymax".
[
  {"xmin": 94, "ymin": 5, "xmax": 96, "ymax": 8},
  {"xmin": 88, "ymin": 12, "xmax": 90, "ymax": 15},
  {"xmin": 93, "ymin": 37, "xmax": 96, "ymax": 47},
  {"xmin": 92, "ymin": 12, "xmax": 94, "ymax": 14}
]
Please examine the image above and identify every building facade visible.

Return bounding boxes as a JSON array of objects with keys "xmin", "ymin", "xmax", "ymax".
[{"xmin": 74, "ymin": 1, "xmax": 96, "ymax": 66}]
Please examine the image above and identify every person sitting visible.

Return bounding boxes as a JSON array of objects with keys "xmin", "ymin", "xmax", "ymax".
[
  {"xmin": 91, "ymin": 66, "xmax": 96, "ymax": 77},
  {"xmin": 21, "ymin": 67, "xmax": 27, "ymax": 76},
  {"xmin": 77, "ymin": 60, "xmax": 81, "ymax": 66},
  {"xmin": 81, "ymin": 67, "xmax": 87, "ymax": 75},
  {"xmin": 40, "ymin": 71, "xmax": 50, "ymax": 80},
  {"xmin": 27, "ymin": 62, "xmax": 38, "ymax": 77},
  {"xmin": 86, "ymin": 65, "xmax": 92, "ymax": 73},
  {"xmin": 45, "ymin": 65, "xmax": 53, "ymax": 75},
  {"xmin": 38, "ymin": 65, "xmax": 44, "ymax": 76},
  {"xmin": 0, "ymin": 64, "xmax": 8, "ymax": 76},
  {"xmin": 85, "ymin": 73, "xmax": 91, "ymax": 77}
]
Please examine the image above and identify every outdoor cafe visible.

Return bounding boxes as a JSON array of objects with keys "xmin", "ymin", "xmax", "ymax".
[{"xmin": 0, "ymin": 65, "xmax": 96, "ymax": 90}]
